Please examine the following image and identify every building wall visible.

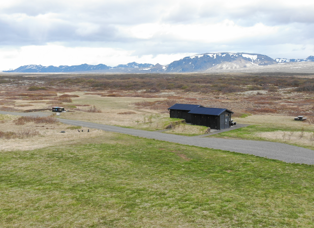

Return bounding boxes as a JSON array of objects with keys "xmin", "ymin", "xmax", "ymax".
[
  {"xmin": 191, "ymin": 114, "xmax": 219, "ymax": 129},
  {"xmin": 191, "ymin": 113, "xmax": 232, "ymax": 130},
  {"xmin": 171, "ymin": 109, "xmax": 232, "ymax": 130},
  {"xmin": 220, "ymin": 114, "xmax": 225, "ymax": 129},
  {"xmin": 219, "ymin": 111, "xmax": 231, "ymax": 129},
  {"xmin": 170, "ymin": 110, "xmax": 191, "ymax": 123}
]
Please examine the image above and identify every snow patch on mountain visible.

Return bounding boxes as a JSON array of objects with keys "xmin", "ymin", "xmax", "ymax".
[{"xmin": 242, "ymin": 54, "xmax": 257, "ymax": 61}]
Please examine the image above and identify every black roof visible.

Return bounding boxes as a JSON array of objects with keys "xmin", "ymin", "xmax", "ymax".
[
  {"xmin": 168, "ymin": 103, "xmax": 202, "ymax": 111},
  {"xmin": 188, "ymin": 107, "xmax": 233, "ymax": 116}
]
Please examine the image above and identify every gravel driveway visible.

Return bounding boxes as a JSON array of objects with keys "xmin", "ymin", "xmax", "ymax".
[{"xmin": 1, "ymin": 111, "xmax": 314, "ymax": 165}]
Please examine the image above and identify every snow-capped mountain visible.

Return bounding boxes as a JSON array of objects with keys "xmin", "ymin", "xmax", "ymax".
[
  {"xmin": 115, "ymin": 62, "xmax": 154, "ymax": 69},
  {"xmin": 165, "ymin": 52, "xmax": 276, "ymax": 72},
  {"xmin": 5, "ymin": 64, "xmax": 111, "ymax": 73},
  {"xmin": 4, "ymin": 52, "xmax": 314, "ymax": 73},
  {"xmin": 4, "ymin": 62, "xmax": 155, "ymax": 73},
  {"xmin": 275, "ymin": 56, "xmax": 314, "ymax": 63}
]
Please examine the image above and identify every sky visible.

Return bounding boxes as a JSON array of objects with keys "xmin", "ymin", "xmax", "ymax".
[{"xmin": 1, "ymin": 0, "xmax": 314, "ymax": 71}]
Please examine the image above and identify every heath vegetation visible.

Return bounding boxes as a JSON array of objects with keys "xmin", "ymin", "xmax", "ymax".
[{"xmin": 0, "ymin": 72, "xmax": 314, "ymax": 139}]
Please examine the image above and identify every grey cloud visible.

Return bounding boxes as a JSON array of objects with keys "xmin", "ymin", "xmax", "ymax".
[
  {"xmin": 0, "ymin": 0, "xmax": 172, "ymax": 47},
  {"xmin": 123, "ymin": 21, "xmax": 314, "ymax": 58},
  {"xmin": 0, "ymin": 0, "xmax": 64, "ymax": 17},
  {"xmin": 162, "ymin": 2, "xmax": 314, "ymax": 26},
  {"xmin": 1, "ymin": 0, "xmax": 314, "ymax": 61},
  {"xmin": 1, "ymin": 0, "xmax": 168, "ymax": 25},
  {"xmin": 0, "ymin": 13, "xmax": 129, "ymax": 46}
]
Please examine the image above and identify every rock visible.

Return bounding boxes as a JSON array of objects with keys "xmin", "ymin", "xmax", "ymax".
[{"xmin": 205, "ymin": 128, "xmax": 211, "ymax": 134}]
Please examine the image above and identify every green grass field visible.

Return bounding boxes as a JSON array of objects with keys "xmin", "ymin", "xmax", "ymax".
[
  {"xmin": 1, "ymin": 133, "xmax": 314, "ymax": 227},
  {"xmin": 212, "ymin": 124, "xmax": 314, "ymax": 151}
]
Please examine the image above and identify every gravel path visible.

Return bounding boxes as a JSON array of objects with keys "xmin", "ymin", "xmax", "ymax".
[{"xmin": 1, "ymin": 111, "xmax": 314, "ymax": 165}]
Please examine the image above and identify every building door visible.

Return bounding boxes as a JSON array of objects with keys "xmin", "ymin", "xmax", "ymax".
[{"xmin": 225, "ymin": 114, "xmax": 229, "ymax": 128}]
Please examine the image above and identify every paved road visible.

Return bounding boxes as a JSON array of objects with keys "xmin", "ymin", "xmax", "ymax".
[{"xmin": 1, "ymin": 111, "xmax": 314, "ymax": 165}]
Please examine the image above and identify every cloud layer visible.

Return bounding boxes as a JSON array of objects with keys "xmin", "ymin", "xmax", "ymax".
[{"xmin": 1, "ymin": 0, "xmax": 314, "ymax": 71}]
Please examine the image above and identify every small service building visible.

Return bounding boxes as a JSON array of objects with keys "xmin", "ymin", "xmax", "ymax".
[{"xmin": 168, "ymin": 103, "xmax": 234, "ymax": 130}]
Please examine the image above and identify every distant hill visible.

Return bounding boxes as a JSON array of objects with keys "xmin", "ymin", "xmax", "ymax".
[
  {"xmin": 165, "ymin": 52, "xmax": 276, "ymax": 72},
  {"xmin": 4, "ymin": 62, "xmax": 155, "ymax": 73},
  {"xmin": 275, "ymin": 56, "xmax": 314, "ymax": 63},
  {"xmin": 4, "ymin": 52, "xmax": 314, "ymax": 73}
]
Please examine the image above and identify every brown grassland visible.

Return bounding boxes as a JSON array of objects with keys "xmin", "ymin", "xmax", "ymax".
[{"xmin": 1, "ymin": 72, "xmax": 314, "ymax": 141}]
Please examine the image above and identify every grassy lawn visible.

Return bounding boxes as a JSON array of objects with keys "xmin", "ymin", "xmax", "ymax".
[
  {"xmin": 212, "ymin": 124, "xmax": 314, "ymax": 151},
  {"xmin": 1, "ymin": 133, "xmax": 314, "ymax": 227},
  {"xmin": 212, "ymin": 124, "xmax": 303, "ymax": 140}
]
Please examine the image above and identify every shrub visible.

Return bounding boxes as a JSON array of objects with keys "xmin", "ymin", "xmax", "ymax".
[
  {"xmin": 87, "ymin": 106, "xmax": 102, "ymax": 113},
  {"xmin": 17, "ymin": 129, "xmax": 39, "ymax": 138},
  {"xmin": 268, "ymin": 86, "xmax": 278, "ymax": 92},
  {"xmin": 0, "ymin": 131, "xmax": 17, "ymax": 139},
  {"xmin": 14, "ymin": 116, "xmax": 58, "ymax": 125},
  {"xmin": 0, "ymin": 79, "xmax": 9, "ymax": 84},
  {"xmin": 0, "ymin": 106, "xmax": 19, "ymax": 111},
  {"xmin": 58, "ymin": 97, "xmax": 72, "ymax": 103},
  {"xmin": 296, "ymin": 84, "xmax": 314, "ymax": 92},
  {"xmin": 251, "ymin": 108, "xmax": 277, "ymax": 113},
  {"xmin": 59, "ymin": 94, "xmax": 79, "ymax": 98},
  {"xmin": 221, "ymin": 86, "xmax": 244, "ymax": 93},
  {"xmin": 66, "ymin": 126, "xmax": 82, "ymax": 130},
  {"xmin": 28, "ymin": 86, "xmax": 47, "ymax": 91},
  {"xmin": 118, "ymin": 111, "xmax": 136, "ymax": 114},
  {"xmin": 0, "ymin": 129, "xmax": 39, "ymax": 139}
]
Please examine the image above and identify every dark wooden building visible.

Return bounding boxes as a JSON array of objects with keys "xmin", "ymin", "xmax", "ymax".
[
  {"xmin": 188, "ymin": 107, "xmax": 233, "ymax": 130},
  {"xmin": 168, "ymin": 103, "xmax": 234, "ymax": 130},
  {"xmin": 168, "ymin": 104, "xmax": 202, "ymax": 123}
]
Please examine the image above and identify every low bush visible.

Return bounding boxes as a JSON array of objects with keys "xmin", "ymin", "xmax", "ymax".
[
  {"xmin": 0, "ymin": 131, "xmax": 17, "ymax": 139},
  {"xmin": 0, "ymin": 129, "xmax": 39, "ymax": 139},
  {"xmin": 307, "ymin": 116, "xmax": 314, "ymax": 125},
  {"xmin": 296, "ymin": 84, "xmax": 314, "ymax": 92},
  {"xmin": 251, "ymin": 108, "xmax": 277, "ymax": 113},
  {"xmin": 59, "ymin": 94, "xmax": 79, "ymax": 98},
  {"xmin": 58, "ymin": 97, "xmax": 72, "ymax": 103},
  {"xmin": 28, "ymin": 86, "xmax": 47, "ymax": 91},
  {"xmin": 118, "ymin": 111, "xmax": 136, "ymax": 114},
  {"xmin": 14, "ymin": 116, "xmax": 58, "ymax": 125},
  {"xmin": 0, "ymin": 79, "xmax": 9, "ymax": 84},
  {"xmin": 221, "ymin": 86, "xmax": 245, "ymax": 93},
  {"xmin": 87, "ymin": 105, "xmax": 102, "ymax": 113},
  {"xmin": 66, "ymin": 126, "xmax": 82, "ymax": 130},
  {"xmin": 17, "ymin": 129, "xmax": 39, "ymax": 138},
  {"xmin": 0, "ymin": 106, "xmax": 19, "ymax": 111},
  {"xmin": 268, "ymin": 86, "xmax": 278, "ymax": 92}
]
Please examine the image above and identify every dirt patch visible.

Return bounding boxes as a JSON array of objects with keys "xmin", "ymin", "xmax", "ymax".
[
  {"xmin": 0, "ymin": 115, "xmax": 105, "ymax": 152},
  {"xmin": 171, "ymin": 150, "xmax": 191, "ymax": 161}
]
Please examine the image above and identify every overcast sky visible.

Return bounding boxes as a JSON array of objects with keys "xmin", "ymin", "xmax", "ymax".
[{"xmin": 1, "ymin": 0, "xmax": 314, "ymax": 71}]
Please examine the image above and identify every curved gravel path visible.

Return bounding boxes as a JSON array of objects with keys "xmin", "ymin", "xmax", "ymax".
[{"xmin": 1, "ymin": 111, "xmax": 314, "ymax": 165}]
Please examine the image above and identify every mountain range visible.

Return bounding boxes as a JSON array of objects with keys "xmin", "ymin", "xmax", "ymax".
[{"xmin": 4, "ymin": 52, "xmax": 314, "ymax": 73}]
